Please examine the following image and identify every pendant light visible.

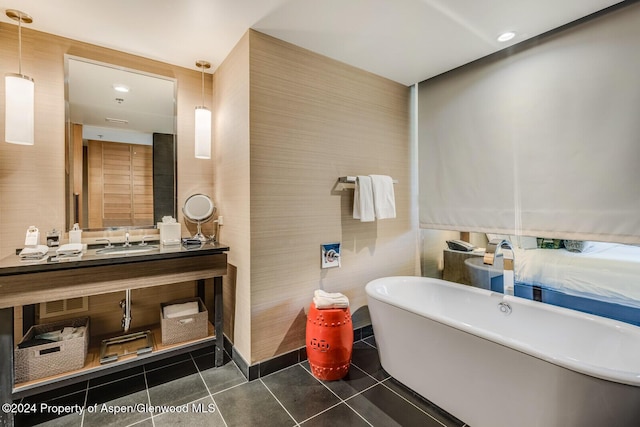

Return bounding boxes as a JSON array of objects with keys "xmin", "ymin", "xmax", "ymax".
[
  {"xmin": 194, "ymin": 60, "xmax": 211, "ymax": 159},
  {"xmin": 5, "ymin": 9, "xmax": 34, "ymax": 145}
]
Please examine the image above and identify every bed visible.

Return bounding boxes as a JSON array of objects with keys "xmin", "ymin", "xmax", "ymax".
[{"xmin": 511, "ymin": 242, "xmax": 640, "ymax": 326}]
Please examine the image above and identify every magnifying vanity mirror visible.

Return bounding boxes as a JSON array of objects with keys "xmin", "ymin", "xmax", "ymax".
[
  {"xmin": 65, "ymin": 55, "xmax": 177, "ymax": 231},
  {"xmin": 182, "ymin": 194, "xmax": 215, "ymax": 241}
]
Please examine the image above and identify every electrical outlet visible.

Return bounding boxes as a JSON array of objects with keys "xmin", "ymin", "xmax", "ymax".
[{"xmin": 321, "ymin": 243, "xmax": 341, "ymax": 268}]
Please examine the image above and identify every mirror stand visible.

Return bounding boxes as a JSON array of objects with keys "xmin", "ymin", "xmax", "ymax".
[{"xmin": 183, "ymin": 194, "xmax": 215, "ymax": 242}]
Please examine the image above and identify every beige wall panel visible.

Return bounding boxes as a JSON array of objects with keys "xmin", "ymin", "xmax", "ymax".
[
  {"xmin": 214, "ymin": 32, "xmax": 252, "ymax": 362},
  {"xmin": 0, "ymin": 23, "xmax": 214, "ymax": 257},
  {"xmin": 0, "ymin": 24, "xmax": 65, "ymax": 255},
  {"xmin": 35, "ymin": 282, "xmax": 196, "ymax": 338},
  {"xmin": 248, "ymin": 31, "xmax": 417, "ymax": 363}
]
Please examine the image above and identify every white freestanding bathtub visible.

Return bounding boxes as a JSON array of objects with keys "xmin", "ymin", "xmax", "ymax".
[{"xmin": 366, "ymin": 276, "xmax": 640, "ymax": 427}]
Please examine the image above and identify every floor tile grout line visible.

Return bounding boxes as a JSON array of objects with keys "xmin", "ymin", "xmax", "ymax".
[
  {"xmin": 192, "ymin": 351, "xmax": 249, "ymax": 398},
  {"xmin": 126, "ymin": 418, "xmax": 153, "ymax": 427},
  {"xmin": 87, "ymin": 369, "xmax": 145, "ymax": 390},
  {"xmin": 361, "ymin": 338, "xmax": 377, "ymax": 349},
  {"xmin": 79, "ymin": 380, "xmax": 89, "ymax": 427},
  {"xmin": 298, "ymin": 361, "xmax": 347, "ymax": 404},
  {"xmin": 347, "ymin": 360, "xmax": 380, "ymax": 383},
  {"xmin": 259, "ymin": 377, "xmax": 300, "ymax": 426},
  {"xmin": 296, "ymin": 400, "xmax": 353, "ymax": 426},
  {"xmin": 141, "ymin": 364, "xmax": 156, "ymax": 427},
  {"xmin": 342, "ymin": 399, "xmax": 375, "ymax": 427},
  {"xmin": 342, "ymin": 379, "xmax": 384, "ymax": 404},
  {"xmin": 190, "ymin": 353, "xmax": 214, "ymax": 397},
  {"xmin": 292, "ymin": 368, "xmax": 374, "ymax": 427},
  {"xmin": 210, "ymin": 379, "xmax": 248, "ymax": 397},
  {"xmin": 355, "ymin": 337, "xmax": 457, "ymax": 426},
  {"xmin": 379, "ymin": 377, "xmax": 448, "ymax": 427},
  {"xmin": 210, "ymin": 395, "xmax": 229, "ymax": 427},
  {"xmin": 144, "ymin": 354, "xmax": 196, "ymax": 374},
  {"xmin": 189, "ymin": 353, "xmax": 229, "ymax": 427},
  {"xmin": 23, "ymin": 383, "xmax": 88, "ymax": 404},
  {"xmin": 296, "ymin": 401, "xmax": 341, "ymax": 424},
  {"xmin": 300, "ymin": 340, "xmax": 388, "ymax": 415},
  {"xmin": 30, "ymin": 335, "xmax": 460, "ymax": 427},
  {"xmin": 140, "ymin": 393, "xmax": 228, "ymax": 426}
]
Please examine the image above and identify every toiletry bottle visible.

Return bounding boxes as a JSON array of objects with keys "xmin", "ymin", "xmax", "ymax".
[
  {"xmin": 46, "ymin": 229, "xmax": 60, "ymax": 247},
  {"xmin": 25, "ymin": 226, "xmax": 40, "ymax": 247},
  {"xmin": 69, "ymin": 223, "xmax": 82, "ymax": 244}
]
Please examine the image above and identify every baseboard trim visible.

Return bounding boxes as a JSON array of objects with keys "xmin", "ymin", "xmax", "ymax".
[{"xmin": 229, "ymin": 324, "xmax": 374, "ymax": 381}]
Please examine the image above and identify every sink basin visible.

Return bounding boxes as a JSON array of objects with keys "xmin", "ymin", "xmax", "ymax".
[
  {"xmin": 464, "ymin": 256, "xmax": 504, "ymax": 291},
  {"xmin": 96, "ymin": 245, "xmax": 158, "ymax": 255}
]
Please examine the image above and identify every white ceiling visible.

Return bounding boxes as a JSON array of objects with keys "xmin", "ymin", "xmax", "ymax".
[
  {"xmin": 0, "ymin": 0, "xmax": 625, "ymax": 86},
  {"xmin": 66, "ymin": 57, "xmax": 177, "ymax": 143}
]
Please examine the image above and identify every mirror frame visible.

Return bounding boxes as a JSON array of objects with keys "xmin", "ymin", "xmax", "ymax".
[{"xmin": 64, "ymin": 55, "xmax": 178, "ymax": 231}]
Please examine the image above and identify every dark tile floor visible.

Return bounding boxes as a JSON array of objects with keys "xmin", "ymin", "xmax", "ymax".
[{"xmin": 14, "ymin": 336, "xmax": 469, "ymax": 427}]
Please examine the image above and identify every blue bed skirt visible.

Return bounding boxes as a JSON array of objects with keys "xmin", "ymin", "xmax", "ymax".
[{"xmin": 514, "ymin": 282, "xmax": 640, "ymax": 327}]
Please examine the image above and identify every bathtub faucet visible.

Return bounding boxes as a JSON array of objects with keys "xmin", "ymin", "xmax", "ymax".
[{"xmin": 483, "ymin": 239, "xmax": 515, "ymax": 295}]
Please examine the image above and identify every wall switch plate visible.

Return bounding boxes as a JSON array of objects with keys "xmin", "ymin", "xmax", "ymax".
[{"xmin": 321, "ymin": 243, "xmax": 341, "ymax": 268}]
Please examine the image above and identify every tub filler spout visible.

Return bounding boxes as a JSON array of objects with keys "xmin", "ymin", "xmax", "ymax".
[{"xmin": 484, "ymin": 239, "xmax": 514, "ymax": 295}]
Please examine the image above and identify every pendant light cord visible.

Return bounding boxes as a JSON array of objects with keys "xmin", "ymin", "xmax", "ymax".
[
  {"xmin": 200, "ymin": 63, "xmax": 205, "ymax": 107},
  {"xmin": 17, "ymin": 13, "xmax": 23, "ymax": 76}
]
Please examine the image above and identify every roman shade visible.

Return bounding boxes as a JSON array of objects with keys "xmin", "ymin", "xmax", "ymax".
[{"xmin": 418, "ymin": 5, "xmax": 640, "ymax": 244}]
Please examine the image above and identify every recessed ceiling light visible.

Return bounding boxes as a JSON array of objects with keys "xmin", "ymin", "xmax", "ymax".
[
  {"xmin": 105, "ymin": 117, "xmax": 128, "ymax": 124},
  {"xmin": 113, "ymin": 84, "xmax": 130, "ymax": 93},
  {"xmin": 497, "ymin": 31, "xmax": 516, "ymax": 42}
]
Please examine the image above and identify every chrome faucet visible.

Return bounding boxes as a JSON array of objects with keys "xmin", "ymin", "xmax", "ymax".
[
  {"xmin": 123, "ymin": 231, "xmax": 131, "ymax": 247},
  {"xmin": 483, "ymin": 238, "xmax": 515, "ymax": 295}
]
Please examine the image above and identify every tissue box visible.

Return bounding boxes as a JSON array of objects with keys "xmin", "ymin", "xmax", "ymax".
[
  {"xmin": 158, "ymin": 222, "xmax": 181, "ymax": 246},
  {"xmin": 15, "ymin": 317, "xmax": 89, "ymax": 383},
  {"xmin": 160, "ymin": 298, "xmax": 208, "ymax": 345}
]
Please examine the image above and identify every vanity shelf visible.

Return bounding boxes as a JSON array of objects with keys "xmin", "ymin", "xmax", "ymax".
[
  {"xmin": 12, "ymin": 322, "xmax": 217, "ymax": 398},
  {"xmin": 0, "ymin": 242, "xmax": 229, "ymax": 425}
]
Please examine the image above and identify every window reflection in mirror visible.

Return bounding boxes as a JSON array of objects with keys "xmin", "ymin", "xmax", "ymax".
[{"xmin": 65, "ymin": 55, "xmax": 177, "ymax": 231}]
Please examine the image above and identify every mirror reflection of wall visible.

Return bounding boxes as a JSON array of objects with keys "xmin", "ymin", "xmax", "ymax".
[
  {"xmin": 65, "ymin": 56, "xmax": 177, "ymax": 230},
  {"xmin": 86, "ymin": 140, "xmax": 152, "ymax": 228}
]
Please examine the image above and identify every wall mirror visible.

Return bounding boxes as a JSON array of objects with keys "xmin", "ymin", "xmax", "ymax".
[{"xmin": 64, "ymin": 55, "xmax": 177, "ymax": 231}]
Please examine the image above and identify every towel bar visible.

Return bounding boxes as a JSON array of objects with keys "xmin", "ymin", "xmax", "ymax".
[{"xmin": 337, "ymin": 176, "xmax": 398, "ymax": 190}]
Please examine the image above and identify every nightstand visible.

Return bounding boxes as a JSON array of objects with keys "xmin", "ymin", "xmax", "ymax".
[{"xmin": 442, "ymin": 248, "xmax": 485, "ymax": 285}]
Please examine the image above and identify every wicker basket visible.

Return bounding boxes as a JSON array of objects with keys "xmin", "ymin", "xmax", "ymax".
[
  {"xmin": 15, "ymin": 317, "xmax": 89, "ymax": 384},
  {"xmin": 161, "ymin": 298, "xmax": 208, "ymax": 345}
]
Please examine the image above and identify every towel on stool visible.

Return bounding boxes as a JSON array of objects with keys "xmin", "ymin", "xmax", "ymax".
[
  {"xmin": 353, "ymin": 176, "xmax": 375, "ymax": 222},
  {"xmin": 369, "ymin": 175, "xmax": 396, "ymax": 219},
  {"xmin": 313, "ymin": 289, "xmax": 349, "ymax": 309}
]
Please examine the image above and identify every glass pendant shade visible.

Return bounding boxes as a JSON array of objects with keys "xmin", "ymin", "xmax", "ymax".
[
  {"xmin": 5, "ymin": 73, "xmax": 34, "ymax": 145},
  {"xmin": 194, "ymin": 106, "xmax": 211, "ymax": 159}
]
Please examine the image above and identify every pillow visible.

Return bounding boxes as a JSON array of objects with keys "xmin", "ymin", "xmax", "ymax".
[
  {"xmin": 509, "ymin": 235, "xmax": 538, "ymax": 250},
  {"xmin": 563, "ymin": 240, "xmax": 592, "ymax": 253}
]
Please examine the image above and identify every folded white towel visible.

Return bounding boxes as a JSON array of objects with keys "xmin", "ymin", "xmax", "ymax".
[
  {"xmin": 19, "ymin": 245, "xmax": 49, "ymax": 260},
  {"xmin": 353, "ymin": 176, "xmax": 375, "ymax": 222},
  {"xmin": 164, "ymin": 301, "xmax": 199, "ymax": 319},
  {"xmin": 370, "ymin": 175, "xmax": 396, "ymax": 219},
  {"xmin": 313, "ymin": 289, "xmax": 349, "ymax": 309}
]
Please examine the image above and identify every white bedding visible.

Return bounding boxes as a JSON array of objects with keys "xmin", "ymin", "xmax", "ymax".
[{"xmin": 514, "ymin": 243, "xmax": 640, "ymax": 308}]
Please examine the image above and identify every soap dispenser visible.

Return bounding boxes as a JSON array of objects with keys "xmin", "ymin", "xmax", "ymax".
[{"xmin": 69, "ymin": 223, "xmax": 82, "ymax": 244}]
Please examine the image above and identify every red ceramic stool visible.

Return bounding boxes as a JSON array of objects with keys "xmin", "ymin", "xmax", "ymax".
[{"xmin": 306, "ymin": 302, "xmax": 353, "ymax": 380}]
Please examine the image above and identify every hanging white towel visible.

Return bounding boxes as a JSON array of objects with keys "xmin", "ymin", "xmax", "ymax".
[
  {"xmin": 313, "ymin": 289, "xmax": 349, "ymax": 309},
  {"xmin": 369, "ymin": 175, "xmax": 396, "ymax": 219},
  {"xmin": 353, "ymin": 176, "xmax": 375, "ymax": 222}
]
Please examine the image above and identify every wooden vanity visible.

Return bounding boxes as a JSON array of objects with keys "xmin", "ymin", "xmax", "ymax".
[{"xmin": 0, "ymin": 242, "xmax": 228, "ymax": 426}]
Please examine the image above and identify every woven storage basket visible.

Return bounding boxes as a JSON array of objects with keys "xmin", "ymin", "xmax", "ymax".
[
  {"xmin": 15, "ymin": 317, "xmax": 89, "ymax": 383},
  {"xmin": 161, "ymin": 298, "xmax": 208, "ymax": 345}
]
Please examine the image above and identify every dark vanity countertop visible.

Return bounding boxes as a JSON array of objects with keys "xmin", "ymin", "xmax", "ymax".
[{"xmin": 0, "ymin": 242, "xmax": 229, "ymax": 277}]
